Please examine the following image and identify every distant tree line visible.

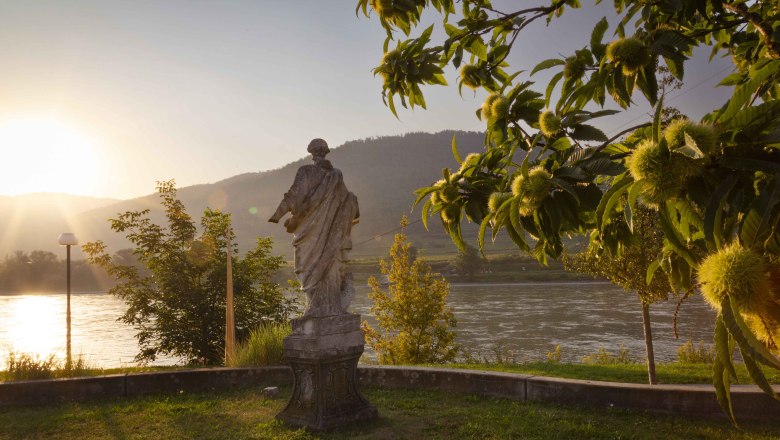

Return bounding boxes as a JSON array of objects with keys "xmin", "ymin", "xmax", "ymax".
[{"xmin": 0, "ymin": 250, "xmax": 114, "ymax": 293}]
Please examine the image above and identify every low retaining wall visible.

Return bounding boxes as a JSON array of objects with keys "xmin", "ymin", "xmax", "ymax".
[
  {"xmin": 356, "ymin": 366, "xmax": 780, "ymax": 422},
  {"xmin": 1, "ymin": 366, "xmax": 778, "ymax": 422},
  {"xmin": 0, "ymin": 367, "xmax": 291, "ymax": 406}
]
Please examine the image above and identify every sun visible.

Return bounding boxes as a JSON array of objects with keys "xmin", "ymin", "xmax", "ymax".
[{"xmin": 0, "ymin": 118, "xmax": 103, "ymax": 196}]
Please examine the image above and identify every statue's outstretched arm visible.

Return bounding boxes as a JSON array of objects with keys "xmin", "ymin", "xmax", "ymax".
[
  {"xmin": 268, "ymin": 197, "xmax": 290, "ymax": 223},
  {"xmin": 269, "ymin": 167, "xmax": 309, "ymax": 223}
]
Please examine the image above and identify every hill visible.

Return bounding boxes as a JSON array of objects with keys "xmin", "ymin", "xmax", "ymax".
[{"xmin": 7, "ymin": 131, "xmax": 497, "ymax": 260}]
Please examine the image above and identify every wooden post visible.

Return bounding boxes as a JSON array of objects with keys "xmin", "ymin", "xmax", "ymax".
[{"xmin": 225, "ymin": 225, "xmax": 235, "ymax": 364}]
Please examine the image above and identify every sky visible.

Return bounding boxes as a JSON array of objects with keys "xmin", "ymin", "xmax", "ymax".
[{"xmin": 0, "ymin": 1, "xmax": 733, "ymax": 199}]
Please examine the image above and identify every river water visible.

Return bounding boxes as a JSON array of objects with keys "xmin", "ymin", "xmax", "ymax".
[{"xmin": 0, "ymin": 282, "xmax": 716, "ymax": 368}]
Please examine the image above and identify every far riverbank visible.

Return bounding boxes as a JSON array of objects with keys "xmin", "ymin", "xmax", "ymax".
[{"xmin": 272, "ymin": 253, "xmax": 597, "ymax": 286}]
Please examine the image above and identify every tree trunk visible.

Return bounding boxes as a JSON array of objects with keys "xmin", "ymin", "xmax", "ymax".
[{"xmin": 641, "ymin": 301, "xmax": 657, "ymax": 385}]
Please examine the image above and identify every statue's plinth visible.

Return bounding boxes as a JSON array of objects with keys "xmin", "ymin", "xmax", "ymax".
[{"xmin": 276, "ymin": 314, "xmax": 377, "ymax": 431}]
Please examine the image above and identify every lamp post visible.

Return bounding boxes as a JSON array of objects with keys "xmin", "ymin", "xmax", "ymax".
[{"xmin": 58, "ymin": 232, "xmax": 78, "ymax": 368}]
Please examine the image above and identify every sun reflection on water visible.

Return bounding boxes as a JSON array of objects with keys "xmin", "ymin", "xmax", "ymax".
[
  {"xmin": 1, "ymin": 295, "xmax": 64, "ymax": 361},
  {"xmin": 0, "ymin": 293, "xmax": 181, "ymax": 368}
]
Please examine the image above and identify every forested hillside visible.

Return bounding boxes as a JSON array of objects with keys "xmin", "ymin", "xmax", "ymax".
[{"xmin": 4, "ymin": 131, "xmax": 493, "ymax": 259}]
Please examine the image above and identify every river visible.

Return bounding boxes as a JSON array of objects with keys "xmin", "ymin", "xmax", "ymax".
[{"xmin": 0, "ymin": 282, "xmax": 716, "ymax": 368}]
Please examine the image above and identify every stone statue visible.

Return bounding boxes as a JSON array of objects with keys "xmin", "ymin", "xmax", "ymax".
[
  {"xmin": 268, "ymin": 138, "xmax": 359, "ymax": 317},
  {"xmin": 268, "ymin": 138, "xmax": 376, "ymax": 430}
]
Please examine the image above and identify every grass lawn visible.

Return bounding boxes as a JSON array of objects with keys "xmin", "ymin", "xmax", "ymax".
[
  {"xmin": 0, "ymin": 386, "xmax": 777, "ymax": 440},
  {"xmin": 442, "ymin": 361, "xmax": 780, "ymax": 385}
]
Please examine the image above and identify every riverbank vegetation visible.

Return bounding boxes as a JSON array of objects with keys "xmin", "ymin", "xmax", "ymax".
[
  {"xmin": 1, "ymin": 385, "xmax": 777, "ymax": 439},
  {"xmin": 4, "ymin": 359, "xmax": 776, "ymax": 387},
  {"xmin": 226, "ymin": 322, "xmax": 291, "ymax": 368},
  {"xmin": 1, "ymin": 351, "xmax": 96, "ymax": 382}
]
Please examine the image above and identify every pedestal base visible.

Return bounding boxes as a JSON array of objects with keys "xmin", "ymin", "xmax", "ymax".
[{"xmin": 276, "ymin": 314, "xmax": 377, "ymax": 431}]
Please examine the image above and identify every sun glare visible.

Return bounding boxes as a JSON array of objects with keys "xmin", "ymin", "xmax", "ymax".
[
  {"xmin": 0, "ymin": 118, "xmax": 102, "ymax": 196},
  {"xmin": 0, "ymin": 296, "xmax": 63, "ymax": 361}
]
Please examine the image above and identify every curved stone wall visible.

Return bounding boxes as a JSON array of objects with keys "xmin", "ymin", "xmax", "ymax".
[{"xmin": 0, "ymin": 366, "xmax": 778, "ymax": 422}]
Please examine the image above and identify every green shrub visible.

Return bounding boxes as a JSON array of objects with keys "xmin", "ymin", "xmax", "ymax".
[
  {"xmin": 455, "ymin": 340, "xmax": 520, "ymax": 365},
  {"xmin": 581, "ymin": 344, "xmax": 635, "ymax": 365},
  {"xmin": 676, "ymin": 338, "xmax": 716, "ymax": 364},
  {"xmin": 4, "ymin": 351, "xmax": 57, "ymax": 381},
  {"xmin": 488, "ymin": 340, "xmax": 520, "ymax": 365},
  {"xmin": 60, "ymin": 354, "xmax": 99, "ymax": 378},
  {"xmin": 228, "ymin": 322, "xmax": 291, "ymax": 367},
  {"xmin": 547, "ymin": 345, "xmax": 562, "ymax": 364},
  {"xmin": 2, "ymin": 351, "xmax": 101, "ymax": 382},
  {"xmin": 477, "ymin": 340, "xmax": 519, "ymax": 365}
]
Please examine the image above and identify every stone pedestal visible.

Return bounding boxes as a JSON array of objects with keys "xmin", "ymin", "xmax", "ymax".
[{"xmin": 276, "ymin": 314, "xmax": 377, "ymax": 430}]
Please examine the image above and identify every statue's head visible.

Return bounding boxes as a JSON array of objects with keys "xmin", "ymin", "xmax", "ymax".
[{"xmin": 307, "ymin": 138, "xmax": 330, "ymax": 158}]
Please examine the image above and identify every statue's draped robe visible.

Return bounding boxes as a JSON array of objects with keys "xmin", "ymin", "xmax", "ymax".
[{"xmin": 282, "ymin": 162, "xmax": 358, "ymax": 317}]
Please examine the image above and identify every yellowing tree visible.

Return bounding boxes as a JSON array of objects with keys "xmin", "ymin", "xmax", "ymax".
[{"xmin": 363, "ymin": 218, "xmax": 458, "ymax": 364}]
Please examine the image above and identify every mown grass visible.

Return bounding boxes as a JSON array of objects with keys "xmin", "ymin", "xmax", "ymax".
[
  {"xmin": 4, "ymin": 360, "xmax": 779, "ymax": 386},
  {"xmin": 0, "ymin": 385, "xmax": 776, "ymax": 439},
  {"xmin": 443, "ymin": 361, "xmax": 780, "ymax": 385}
]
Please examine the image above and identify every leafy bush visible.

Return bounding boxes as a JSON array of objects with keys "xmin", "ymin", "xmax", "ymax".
[
  {"xmin": 449, "ymin": 244, "xmax": 485, "ymax": 280},
  {"xmin": 676, "ymin": 338, "xmax": 716, "ymax": 364},
  {"xmin": 581, "ymin": 344, "xmax": 635, "ymax": 366},
  {"xmin": 227, "ymin": 322, "xmax": 291, "ymax": 367},
  {"xmin": 83, "ymin": 181, "xmax": 297, "ymax": 365}
]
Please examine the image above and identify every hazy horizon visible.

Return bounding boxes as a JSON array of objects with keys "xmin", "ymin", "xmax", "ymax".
[{"xmin": 1, "ymin": 129, "xmax": 474, "ymax": 201}]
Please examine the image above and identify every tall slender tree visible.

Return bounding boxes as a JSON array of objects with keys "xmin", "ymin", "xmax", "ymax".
[{"xmin": 565, "ymin": 206, "xmax": 673, "ymax": 384}]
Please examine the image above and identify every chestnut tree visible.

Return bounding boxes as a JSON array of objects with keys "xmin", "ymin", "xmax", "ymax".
[{"xmin": 358, "ymin": 0, "xmax": 780, "ymax": 423}]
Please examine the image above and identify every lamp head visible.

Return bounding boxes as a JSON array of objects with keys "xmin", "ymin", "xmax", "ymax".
[{"xmin": 58, "ymin": 233, "xmax": 79, "ymax": 246}]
